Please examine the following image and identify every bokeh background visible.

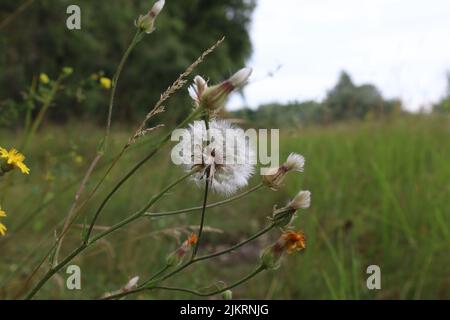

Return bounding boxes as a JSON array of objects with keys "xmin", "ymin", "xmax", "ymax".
[{"xmin": 0, "ymin": 0, "xmax": 449, "ymax": 299}]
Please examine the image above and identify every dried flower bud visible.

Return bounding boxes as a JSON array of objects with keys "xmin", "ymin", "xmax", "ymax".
[
  {"xmin": 288, "ymin": 190, "xmax": 311, "ymax": 210},
  {"xmin": 189, "ymin": 68, "xmax": 252, "ymax": 111},
  {"xmin": 123, "ymin": 276, "xmax": 139, "ymax": 291},
  {"xmin": 135, "ymin": 0, "xmax": 165, "ymax": 34},
  {"xmin": 262, "ymin": 153, "xmax": 305, "ymax": 190},
  {"xmin": 261, "ymin": 231, "xmax": 306, "ymax": 270}
]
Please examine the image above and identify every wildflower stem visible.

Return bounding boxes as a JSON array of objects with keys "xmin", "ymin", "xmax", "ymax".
[
  {"xmin": 106, "ymin": 264, "xmax": 265, "ymax": 300},
  {"xmin": 88, "ymin": 170, "xmax": 194, "ymax": 245},
  {"xmin": 103, "ymin": 29, "xmax": 143, "ymax": 151},
  {"xmin": 153, "ymin": 265, "xmax": 265, "ymax": 297},
  {"xmin": 135, "ymin": 222, "xmax": 275, "ymax": 292},
  {"xmin": 145, "ymin": 183, "xmax": 263, "ymax": 218},
  {"xmin": 53, "ymin": 29, "xmax": 143, "ymax": 265},
  {"xmin": 84, "ymin": 109, "xmax": 202, "ymax": 243},
  {"xmin": 25, "ymin": 170, "xmax": 194, "ymax": 299},
  {"xmin": 191, "ymin": 177, "xmax": 209, "ymax": 258}
]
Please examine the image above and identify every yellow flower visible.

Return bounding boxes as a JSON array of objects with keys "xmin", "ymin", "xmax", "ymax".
[
  {"xmin": 0, "ymin": 147, "xmax": 30, "ymax": 174},
  {"xmin": 0, "ymin": 223, "xmax": 6, "ymax": 236},
  {"xmin": 0, "ymin": 208, "xmax": 7, "ymax": 236},
  {"xmin": 40, "ymin": 73, "xmax": 50, "ymax": 84},
  {"xmin": 100, "ymin": 77, "xmax": 112, "ymax": 89},
  {"xmin": 74, "ymin": 155, "xmax": 83, "ymax": 165}
]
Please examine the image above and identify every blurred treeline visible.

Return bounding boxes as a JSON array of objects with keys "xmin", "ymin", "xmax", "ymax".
[
  {"xmin": 234, "ymin": 71, "xmax": 450, "ymax": 128},
  {"xmin": 0, "ymin": 0, "xmax": 255, "ymax": 127}
]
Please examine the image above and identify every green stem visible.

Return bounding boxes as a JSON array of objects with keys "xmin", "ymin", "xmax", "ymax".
[
  {"xmin": 145, "ymin": 183, "xmax": 263, "ymax": 218},
  {"xmin": 24, "ymin": 171, "xmax": 193, "ymax": 300},
  {"xmin": 88, "ymin": 170, "xmax": 194, "ymax": 245},
  {"xmin": 136, "ymin": 222, "xmax": 275, "ymax": 290},
  {"xmin": 84, "ymin": 109, "xmax": 202, "ymax": 243},
  {"xmin": 107, "ymin": 265, "xmax": 265, "ymax": 299},
  {"xmin": 154, "ymin": 265, "xmax": 265, "ymax": 297},
  {"xmin": 192, "ymin": 177, "xmax": 209, "ymax": 258},
  {"xmin": 103, "ymin": 30, "xmax": 142, "ymax": 151},
  {"xmin": 21, "ymin": 74, "xmax": 63, "ymax": 150}
]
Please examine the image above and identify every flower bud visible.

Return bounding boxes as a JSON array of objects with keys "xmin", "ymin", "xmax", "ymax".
[
  {"xmin": 222, "ymin": 290, "xmax": 233, "ymax": 300},
  {"xmin": 189, "ymin": 68, "xmax": 252, "ymax": 111},
  {"xmin": 166, "ymin": 233, "xmax": 198, "ymax": 267},
  {"xmin": 39, "ymin": 73, "xmax": 50, "ymax": 84},
  {"xmin": 62, "ymin": 67, "xmax": 73, "ymax": 76},
  {"xmin": 123, "ymin": 276, "xmax": 139, "ymax": 291},
  {"xmin": 100, "ymin": 77, "xmax": 112, "ymax": 90},
  {"xmin": 288, "ymin": 190, "xmax": 311, "ymax": 210},
  {"xmin": 262, "ymin": 153, "xmax": 305, "ymax": 190},
  {"xmin": 135, "ymin": 0, "xmax": 165, "ymax": 34}
]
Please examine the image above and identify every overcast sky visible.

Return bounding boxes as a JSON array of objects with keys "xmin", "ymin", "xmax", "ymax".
[{"xmin": 229, "ymin": 0, "xmax": 450, "ymax": 111}]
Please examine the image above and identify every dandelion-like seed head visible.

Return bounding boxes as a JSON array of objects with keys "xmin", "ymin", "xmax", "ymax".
[
  {"xmin": 175, "ymin": 120, "xmax": 255, "ymax": 195},
  {"xmin": 0, "ymin": 147, "xmax": 30, "ymax": 175}
]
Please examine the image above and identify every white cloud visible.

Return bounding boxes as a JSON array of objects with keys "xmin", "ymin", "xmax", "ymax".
[{"xmin": 229, "ymin": 0, "xmax": 450, "ymax": 111}]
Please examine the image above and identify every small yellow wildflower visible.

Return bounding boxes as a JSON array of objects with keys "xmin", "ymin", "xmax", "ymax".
[
  {"xmin": 0, "ymin": 147, "xmax": 30, "ymax": 175},
  {"xmin": 40, "ymin": 73, "xmax": 50, "ymax": 84},
  {"xmin": 100, "ymin": 77, "xmax": 112, "ymax": 90},
  {"xmin": 74, "ymin": 155, "xmax": 83, "ymax": 165},
  {"xmin": 0, "ymin": 208, "xmax": 7, "ymax": 236}
]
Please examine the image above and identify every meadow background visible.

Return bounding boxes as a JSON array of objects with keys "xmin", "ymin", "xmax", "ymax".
[{"xmin": 0, "ymin": 0, "xmax": 449, "ymax": 299}]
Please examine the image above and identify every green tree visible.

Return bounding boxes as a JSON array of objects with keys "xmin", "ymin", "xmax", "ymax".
[{"xmin": 0, "ymin": 0, "xmax": 255, "ymax": 125}]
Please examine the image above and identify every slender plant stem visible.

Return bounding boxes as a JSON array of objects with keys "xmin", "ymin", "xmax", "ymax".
[
  {"xmin": 192, "ymin": 178, "xmax": 209, "ymax": 258},
  {"xmin": 194, "ymin": 223, "xmax": 275, "ymax": 262},
  {"xmin": 154, "ymin": 265, "xmax": 265, "ymax": 296},
  {"xmin": 24, "ymin": 171, "xmax": 193, "ymax": 300},
  {"xmin": 52, "ymin": 30, "xmax": 143, "ymax": 264},
  {"xmin": 84, "ymin": 109, "xmax": 202, "ymax": 243},
  {"xmin": 131, "ymin": 222, "xmax": 276, "ymax": 294},
  {"xmin": 24, "ymin": 243, "xmax": 87, "ymax": 300},
  {"xmin": 145, "ymin": 183, "xmax": 263, "ymax": 218},
  {"xmin": 106, "ymin": 265, "xmax": 265, "ymax": 300}
]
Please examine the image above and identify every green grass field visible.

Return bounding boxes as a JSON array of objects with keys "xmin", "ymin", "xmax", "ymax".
[{"xmin": 1, "ymin": 115, "xmax": 449, "ymax": 299}]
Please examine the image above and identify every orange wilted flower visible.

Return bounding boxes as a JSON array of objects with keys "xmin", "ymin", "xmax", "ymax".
[
  {"xmin": 280, "ymin": 231, "xmax": 306, "ymax": 253},
  {"xmin": 166, "ymin": 233, "xmax": 198, "ymax": 267},
  {"xmin": 261, "ymin": 230, "xmax": 306, "ymax": 270},
  {"xmin": 187, "ymin": 234, "xmax": 198, "ymax": 246}
]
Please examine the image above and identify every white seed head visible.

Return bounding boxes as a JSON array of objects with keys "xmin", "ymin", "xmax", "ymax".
[
  {"xmin": 175, "ymin": 120, "xmax": 255, "ymax": 195},
  {"xmin": 288, "ymin": 190, "xmax": 311, "ymax": 210},
  {"xmin": 229, "ymin": 67, "xmax": 252, "ymax": 88},
  {"xmin": 284, "ymin": 153, "xmax": 305, "ymax": 172}
]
